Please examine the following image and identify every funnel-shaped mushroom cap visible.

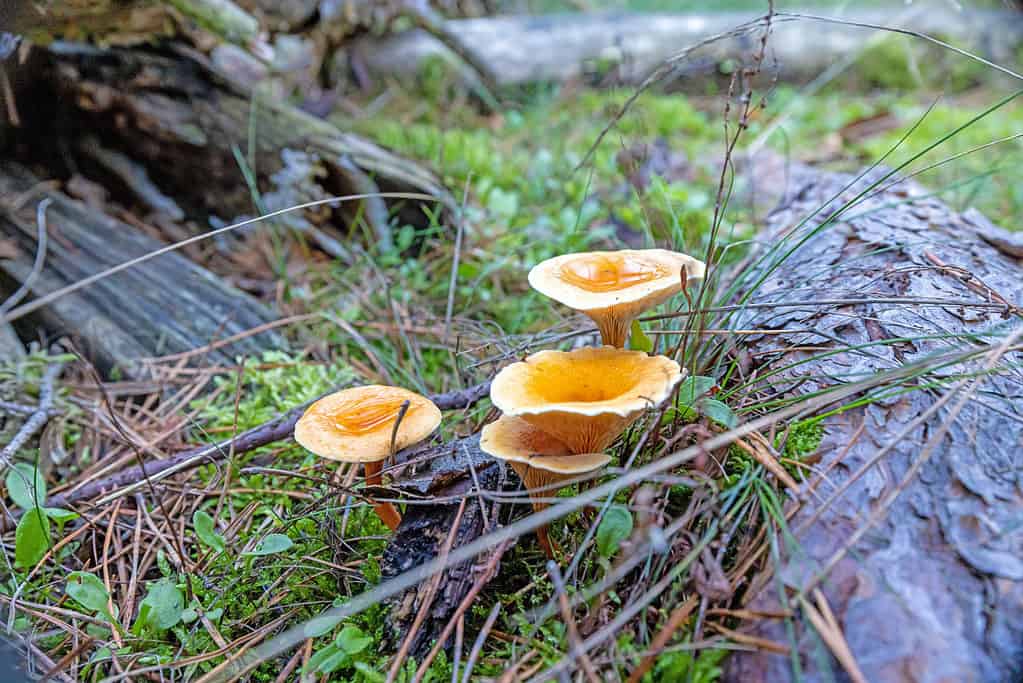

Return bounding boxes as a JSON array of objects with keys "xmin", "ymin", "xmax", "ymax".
[
  {"xmin": 490, "ymin": 347, "xmax": 684, "ymax": 454},
  {"xmin": 480, "ymin": 415, "xmax": 610, "ymax": 472},
  {"xmin": 294, "ymin": 385, "xmax": 442, "ymax": 462},
  {"xmin": 528, "ymin": 249, "xmax": 705, "ymax": 347}
]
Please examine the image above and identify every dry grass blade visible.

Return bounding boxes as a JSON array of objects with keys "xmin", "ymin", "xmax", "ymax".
[
  {"xmin": 625, "ymin": 595, "xmax": 699, "ymax": 683},
  {"xmin": 797, "ymin": 589, "xmax": 868, "ymax": 683}
]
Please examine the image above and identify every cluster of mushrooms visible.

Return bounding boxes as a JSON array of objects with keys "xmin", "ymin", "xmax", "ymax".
[{"xmin": 294, "ymin": 249, "xmax": 705, "ymax": 556}]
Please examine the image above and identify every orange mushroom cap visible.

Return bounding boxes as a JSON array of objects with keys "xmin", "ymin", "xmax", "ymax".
[
  {"xmin": 294, "ymin": 385, "xmax": 442, "ymax": 463},
  {"xmin": 528, "ymin": 249, "xmax": 705, "ymax": 347},
  {"xmin": 489, "ymin": 346, "xmax": 685, "ymax": 454}
]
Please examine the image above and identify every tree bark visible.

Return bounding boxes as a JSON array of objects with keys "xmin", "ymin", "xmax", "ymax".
[
  {"xmin": 0, "ymin": 162, "xmax": 284, "ymax": 376},
  {"xmin": 723, "ymin": 163, "xmax": 1023, "ymax": 682},
  {"xmin": 382, "ymin": 432, "xmax": 507, "ymax": 658}
]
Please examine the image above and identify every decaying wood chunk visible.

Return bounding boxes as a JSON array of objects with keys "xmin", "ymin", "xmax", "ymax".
[
  {"xmin": 381, "ymin": 433, "xmax": 506, "ymax": 657},
  {"xmin": 724, "ymin": 165, "xmax": 1023, "ymax": 682},
  {"xmin": 0, "ymin": 162, "xmax": 284, "ymax": 377}
]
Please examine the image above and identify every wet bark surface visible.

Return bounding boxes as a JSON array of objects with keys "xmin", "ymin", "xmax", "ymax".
[
  {"xmin": 725, "ymin": 166, "xmax": 1023, "ymax": 682},
  {"xmin": 381, "ymin": 433, "xmax": 507, "ymax": 657}
]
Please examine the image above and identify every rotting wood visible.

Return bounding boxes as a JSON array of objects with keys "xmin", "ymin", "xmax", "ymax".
[
  {"xmin": 382, "ymin": 432, "xmax": 507, "ymax": 659},
  {"xmin": 17, "ymin": 42, "xmax": 453, "ymax": 234},
  {"xmin": 723, "ymin": 164, "xmax": 1023, "ymax": 682},
  {"xmin": 356, "ymin": 9, "xmax": 1023, "ymax": 88},
  {"xmin": 0, "ymin": 162, "xmax": 285, "ymax": 377}
]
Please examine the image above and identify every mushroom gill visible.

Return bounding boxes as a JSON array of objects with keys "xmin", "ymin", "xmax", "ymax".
[{"xmin": 480, "ymin": 415, "xmax": 610, "ymax": 556}]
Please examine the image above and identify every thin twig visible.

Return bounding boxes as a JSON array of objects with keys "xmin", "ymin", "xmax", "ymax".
[
  {"xmin": 0, "ymin": 356, "xmax": 65, "ymax": 472},
  {"xmin": 461, "ymin": 602, "xmax": 501, "ymax": 683},
  {"xmin": 0, "ymin": 198, "xmax": 50, "ymax": 316},
  {"xmin": 547, "ymin": 561, "xmax": 600, "ymax": 683},
  {"xmin": 31, "ymin": 381, "xmax": 489, "ymax": 513},
  {"xmin": 411, "ymin": 539, "xmax": 511, "ymax": 683}
]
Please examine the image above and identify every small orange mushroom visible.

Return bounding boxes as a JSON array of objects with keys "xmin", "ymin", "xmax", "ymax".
[
  {"xmin": 294, "ymin": 385, "xmax": 441, "ymax": 531},
  {"xmin": 528, "ymin": 249, "xmax": 705, "ymax": 347}
]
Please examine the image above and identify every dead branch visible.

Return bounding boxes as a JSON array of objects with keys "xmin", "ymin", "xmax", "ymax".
[
  {"xmin": 39, "ymin": 380, "xmax": 490, "ymax": 511},
  {"xmin": 0, "ymin": 356, "xmax": 65, "ymax": 473}
]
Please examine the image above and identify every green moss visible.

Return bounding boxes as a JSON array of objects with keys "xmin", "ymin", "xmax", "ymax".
[{"xmin": 781, "ymin": 419, "xmax": 825, "ymax": 459}]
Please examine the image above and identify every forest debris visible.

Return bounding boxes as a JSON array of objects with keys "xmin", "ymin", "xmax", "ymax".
[
  {"xmin": 381, "ymin": 433, "xmax": 505, "ymax": 658},
  {"xmin": 356, "ymin": 9, "xmax": 1023, "ymax": 88},
  {"xmin": 0, "ymin": 356, "xmax": 65, "ymax": 472},
  {"xmin": 79, "ymin": 136, "xmax": 185, "ymax": 220},
  {"xmin": 0, "ymin": 162, "xmax": 285, "ymax": 375}
]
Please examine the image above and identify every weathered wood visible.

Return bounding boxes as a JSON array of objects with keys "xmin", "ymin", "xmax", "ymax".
[
  {"xmin": 356, "ymin": 9, "xmax": 1023, "ymax": 88},
  {"xmin": 0, "ymin": 162, "xmax": 285, "ymax": 377},
  {"xmin": 29, "ymin": 42, "xmax": 453, "ymax": 235},
  {"xmin": 723, "ymin": 165, "xmax": 1023, "ymax": 682},
  {"xmin": 382, "ymin": 433, "xmax": 507, "ymax": 657}
]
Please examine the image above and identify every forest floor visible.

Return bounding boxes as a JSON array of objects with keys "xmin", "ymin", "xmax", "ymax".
[{"xmin": 2, "ymin": 23, "xmax": 1022, "ymax": 683}]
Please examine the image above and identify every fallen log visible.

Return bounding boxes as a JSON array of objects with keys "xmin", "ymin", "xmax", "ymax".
[
  {"xmin": 356, "ymin": 8, "xmax": 1023, "ymax": 88},
  {"xmin": 723, "ymin": 164, "xmax": 1023, "ymax": 682},
  {"xmin": 0, "ymin": 162, "xmax": 284, "ymax": 376},
  {"xmin": 9, "ymin": 41, "xmax": 453, "ymax": 245}
]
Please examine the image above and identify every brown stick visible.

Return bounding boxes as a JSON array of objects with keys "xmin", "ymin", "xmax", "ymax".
[
  {"xmin": 364, "ymin": 460, "xmax": 402, "ymax": 531},
  {"xmin": 39, "ymin": 381, "xmax": 491, "ymax": 511}
]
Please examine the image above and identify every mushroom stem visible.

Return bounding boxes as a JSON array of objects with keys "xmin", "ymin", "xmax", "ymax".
[
  {"xmin": 508, "ymin": 461, "xmax": 571, "ymax": 559},
  {"xmin": 364, "ymin": 460, "xmax": 402, "ymax": 531},
  {"xmin": 593, "ymin": 312, "xmax": 629, "ymax": 348}
]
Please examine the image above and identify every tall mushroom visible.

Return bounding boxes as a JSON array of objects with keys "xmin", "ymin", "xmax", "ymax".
[
  {"xmin": 294, "ymin": 385, "xmax": 442, "ymax": 531},
  {"xmin": 528, "ymin": 249, "xmax": 705, "ymax": 347},
  {"xmin": 482, "ymin": 346, "xmax": 684, "ymax": 554}
]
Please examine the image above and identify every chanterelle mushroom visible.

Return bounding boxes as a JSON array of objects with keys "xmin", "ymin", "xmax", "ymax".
[
  {"xmin": 489, "ymin": 346, "xmax": 685, "ymax": 454},
  {"xmin": 483, "ymin": 347, "xmax": 683, "ymax": 556},
  {"xmin": 294, "ymin": 385, "xmax": 441, "ymax": 531},
  {"xmin": 480, "ymin": 415, "xmax": 609, "ymax": 556},
  {"xmin": 528, "ymin": 249, "xmax": 705, "ymax": 347}
]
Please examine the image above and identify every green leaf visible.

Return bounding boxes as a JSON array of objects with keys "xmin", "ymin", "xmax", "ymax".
[
  {"xmin": 15, "ymin": 506, "xmax": 51, "ymax": 567},
  {"xmin": 306, "ymin": 643, "xmax": 348, "ymax": 674},
  {"xmin": 6, "ymin": 463, "xmax": 46, "ymax": 510},
  {"xmin": 353, "ymin": 661, "xmax": 386, "ymax": 682},
  {"xmin": 193, "ymin": 510, "xmax": 226, "ymax": 553},
  {"xmin": 698, "ymin": 398, "xmax": 738, "ymax": 429},
  {"xmin": 628, "ymin": 320, "xmax": 654, "ymax": 352},
  {"xmin": 44, "ymin": 507, "xmax": 78, "ymax": 524},
  {"xmin": 677, "ymin": 376, "xmax": 717, "ymax": 405},
  {"xmin": 336, "ymin": 625, "xmax": 372, "ymax": 654},
  {"xmin": 304, "ymin": 613, "xmax": 344, "ymax": 638},
  {"xmin": 138, "ymin": 580, "xmax": 184, "ymax": 631},
  {"xmin": 244, "ymin": 533, "xmax": 293, "ymax": 556},
  {"xmin": 66, "ymin": 572, "xmax": 111, "ymax": 614},
  {"xmin": 596, "ymin": 506, "xmax": 633, "ymax": 558}
]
